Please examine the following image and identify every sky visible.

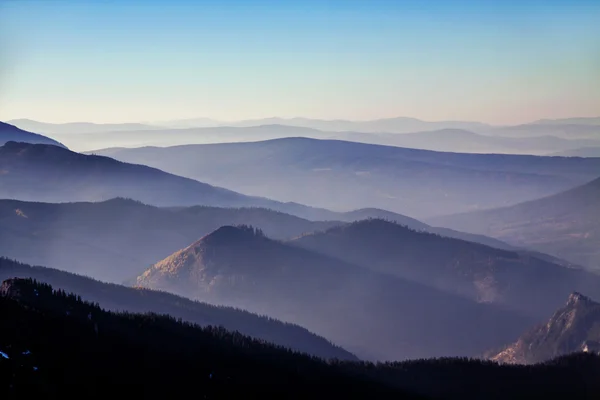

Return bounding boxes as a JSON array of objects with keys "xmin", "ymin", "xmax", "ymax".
[{"xmin": 0, "ymin": 0, "xmax": 599, "ymax": 125}]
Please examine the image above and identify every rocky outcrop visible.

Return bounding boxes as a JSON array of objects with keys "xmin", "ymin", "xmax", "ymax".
[{"xmin": 490, "ymin": 292, "xmax": 600, "ymax": 364}]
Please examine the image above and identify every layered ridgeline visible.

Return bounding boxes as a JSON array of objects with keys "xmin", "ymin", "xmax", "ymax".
[
  {"xmin": 0, "ymin": 278, "xmax": 411, "ymax": 399},
  {"xmin": 550, "ymin": 147, "xmax": 600, "ymax": 157},
  {"xmin": 0, "ymin": 141, "xmax": 342, "ymax": 221},
  {"xmin": 92, "ymin": 138, "xmax": 600, "ymax": 218},
  {"xmin": 0, "ymin": 198, "xmax": 339, "ymax": 282},
  {"xmin": 490, "ymin": 292, "xmax": 600, "ymax": 365},
  {"xmin": 51, "ymin": 123, "xmax": 600, "ymax": 155},
  {"xmin": 0, "ymin": 198, "xmax": 531, "ymax": 284},
  {"xmin": 0, "ymin": 122, "xmax": 65, "ymax": 148},
  {"xmin": 429, "ymin": 176, "xmax": 600, "ymax": 272},
  {"xmin": 0, "ymin": 258, "xmax": 353, "ymax": 360},
  {"xmin": 136, "ymin": 225, "xmax": 533, "ymax": 361},
  {"xmin": 4, "ymin": 278, "xmax": 600, "ymax": 399},
  {"xmin": 292, "ymin": 219, "xmax": 600, "ymax": 319},
  {"xmin": 328, "ymin": 129, "xmax": 600, "ymax": 156}
]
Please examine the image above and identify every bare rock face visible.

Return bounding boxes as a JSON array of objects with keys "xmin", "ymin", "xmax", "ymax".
[{"xmin": 490, "ymin": 292, "xmax": 600, "ymax": 365}]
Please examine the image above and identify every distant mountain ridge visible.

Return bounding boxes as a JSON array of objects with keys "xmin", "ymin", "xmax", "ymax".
[
  {"xmin": 429, "ymin": 176, "xmax": 600, "ymax": 271},
  {"xmin": 7, "ymin": 119, "xmax": 159, "ymax": 134},
  {"xmin": 13, "ymin": 116, "xmax": 492, "ymax": 134},
  {"xmin": 0, "ymin": 122, "xmax": 65, "ymax": 148},
  {"xmin": 490, "ymin": 123, "xmax": 600, "ymax": 139},
  {"xmin": 329, "ymin": 129, "xmax": 600, "ymax": 155},
  {"xmin": 0, "ymin": 141, "xmax": 346, "ymax": 222},
  {"xmin": 530, "ymin": 117, "xmax": 600, "ymax": 126},
  {"xmin": 550, "ymin": 147, "xmax": 600, "ymax": 157},
  {"xmin": 93, "ymin": 137, "xmax": 600, "ymax": 217},
  {"xmin": 16, "ymin": 116, "xmax": 600, "ymax": 155}
]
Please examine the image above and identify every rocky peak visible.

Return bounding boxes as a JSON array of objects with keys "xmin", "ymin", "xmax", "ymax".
[
  {"xmin": 489, "ymin": 292, "xmax": 600, "ymax": 364},
  {"xmin": 567, "ymin": 292, "xmax": 593, "ymax": 307}
]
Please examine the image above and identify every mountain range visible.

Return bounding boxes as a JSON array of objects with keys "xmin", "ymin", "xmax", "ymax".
[
  {"xmin": 0, "ymin": 197, "xmax": 342, "ymax": 282},
  {"xmin": 329, "ymin": 129, "xmax": 600, "ymax": 155},
  {"xmin": 10, "ymin": 116, "xmax": 493, "ymax": 135},
  {"xmin": 93, "ymin": 137, "xmax": 600, "ymax": 217},
  {"xmin": 490, "ymin": 292, "xmax": 600, "ymax": 364},
  {"xmin": 3, "ymin": 113, "xmax": 600, "ymax": 391},
  {"xmin": 136, "ymin": 225, "xmax": 534, "ymax": 361},
  {"xmin": 0, "ymin": 141, "xmax": 349, "ymax": 221},
  {"xmin": 7, "ymin": 119, "xmax": 159, "ymax": 134},
  {"xmin": 429, "ymin": 176, "xmax": 600, "ymax": 272},
  {"xmin": 0, "ymin": 196, "xmax": 564, "ymax": 285},
  {"xmin": 491, "ymin": 123, "xmax": 600, "ymax": 139},
  {"xmin": 16, "ymin": 121, "xmax": 598, "ymax": 155},
  {"xmin": 4, "ymin": 277, "xmax": 600, "ymax": 399},
  {"xmin": 530, "ymin": 117, "xmax": 600, "ymax": 126},
  {"xmin": 292, "ymin": 219, "xmax": 600, "ymax": 318},
  {"xmin": 10, "ymin": 117, "xmax": 600, "ymax": 155}
]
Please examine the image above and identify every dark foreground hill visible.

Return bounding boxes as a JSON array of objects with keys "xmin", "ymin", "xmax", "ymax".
[
  {"xmin": 0, "ymin": 258, "xmax": 353, "ymax": 360},
  {"xmin": 490, "ymin": 292, "xmax": 600, "ymax": 365},
  {"xmin": 0, "ymin": 278, "xmax": 413, "ymax": 400},
  {"xmin": 136, "ymin": 225, "xmax": 533, "ymax": 361},
  {"xmin": 430, "ymin": 176, "xmax": 600, "ymax": 271},
  {"xmin": 2, "ymin": 278, "xmax": 600, "ymax": 400}
]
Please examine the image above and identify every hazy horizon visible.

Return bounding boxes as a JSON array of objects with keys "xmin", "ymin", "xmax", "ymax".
[
  {"xmin": 5, "ymin": 114, "xmax": 600, "ymax": 127},
  {"xmin": 1, "ymin": 0, "xmax": 599, "ymax": 125}
]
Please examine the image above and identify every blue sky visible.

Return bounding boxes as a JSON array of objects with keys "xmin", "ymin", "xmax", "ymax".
[{"xmin": 0, "ymin": 0, "xmax": 599, "ymax": 124}]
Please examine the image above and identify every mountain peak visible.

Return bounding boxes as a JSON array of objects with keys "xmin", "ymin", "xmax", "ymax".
[
  {"xmin": 198, "ymin": 225, "xmax": 267, "ymax": 246},
  {"xmin": 567, "ymin": 292, "xmax": 594, "ymax": 307},
  {"xmin": 490, "ymin": 292, "xmax": 600, "ymax": 364}
]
